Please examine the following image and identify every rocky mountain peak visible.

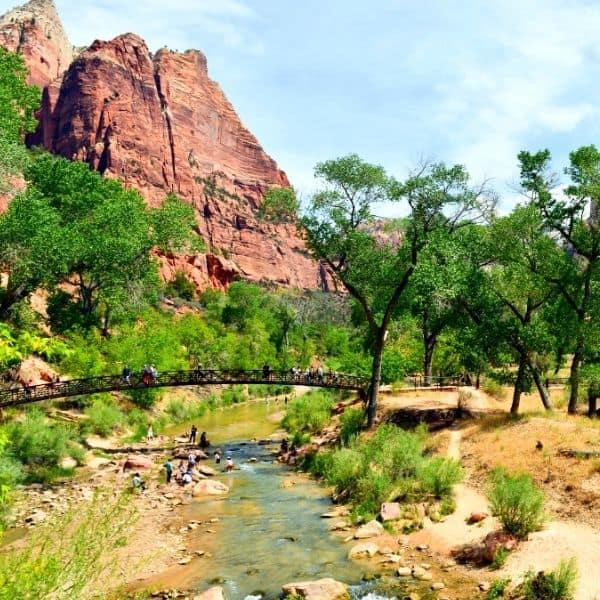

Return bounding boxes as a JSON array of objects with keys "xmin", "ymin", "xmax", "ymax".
[{"xmin": 0, "ymin": 0, "xmax": 73, "ymax": 86}]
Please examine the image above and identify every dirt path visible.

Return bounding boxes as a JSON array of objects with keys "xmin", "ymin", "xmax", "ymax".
[{"xmin": 411, "ymin": 426, "xmax": 600, "ymax": 600}]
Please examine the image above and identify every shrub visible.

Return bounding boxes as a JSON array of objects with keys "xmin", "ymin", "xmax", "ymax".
[
  {"xmin": 486, "ymin": 577, "xmax": 511, "ymax": 600},
  {"xmin": 520, "ymin": 558, "xmax": 577, "ymax": 600},
  {"xmin": 165, "ymin": 399, "xmax": 206, "ymax": 423},
  {"xmin": 487, "ymin": 468, "xmax": 545, "ymax": 538},
  {"xmin": 282, "ymin": 391, "xmax": 334, "ymax": 436},
  {"xmin": 8, "ymin": 411, "xmax": 72, "ymax": 471},
  {"xmin": 324, "ymin": 447, "xmax": 364, "ymax": 492},
  {"xmin": 339, "ymin": 408, "xmax": 364, "ymax": 445},
  {"xmin": 84, "ymin": 398, "xmax": 124, "ymax": 437},
  {"xmin": 491, "ymin": 546, "xmax": 510, "ymax": 570},
  {"xmin": 482, "ymin": 378, "xmax": 505, "ymax": 400},
  {"xmin": 420, "ymin": 457, "xmax": 463, "ymax": 498},
  {"xmin": 165, "ymin": 271, "xmax": 196, "ymax": 300}
]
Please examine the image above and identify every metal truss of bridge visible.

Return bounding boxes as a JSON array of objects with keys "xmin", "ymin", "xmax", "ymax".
[{"xmin": 0, "ymin": 369, "xmax": 371, "ymax": 408}]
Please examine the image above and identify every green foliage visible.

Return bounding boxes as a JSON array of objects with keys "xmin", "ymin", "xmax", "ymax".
[
  {"xmin": 259, "ymin": 186, "xmax": 299, "ymax": 223},
  {"xmin": 339, "ymin": 407, "xmax": 364, "ymax": 445},
  {"xmin": 165, "ymin": 399, "xmax": 207, "ymax": 423},
  {"xmin": 84, "ymin": 398, "xmax": 125, "ymax": 437},
  {"xmin": 419, "ymin": 457, "xmax": 463, "ymax": 498},
  {"xmin": 487, "ymin": 468, "xmax": 545, "ymax": 538},
  {"xmin": 282, "ymin": 391, "xmax": 335, "ymax": 437},
  {"xmin": 482, "ymin": 378, "xmax": 505, "ymax": 400},
  {"xmin": 165, "ymin": 271, "xmax": 196, "ymax": 300},
  {"xmin": 520, "ymin": 559, "xmax": 577, "ymax": 600},
  {"xmin": 486, "ymin": 577, "xmax": 511, "ymax": 600},
  {"xmin": 0, "ymin": 489, "xmax": 136, "ymax": 600},
  {"xmin": 7, "ymin": 410, "xmax": 72, "ymax": 471},
  {"xmin": 490, "ymin": 546, "xmax": 510, "ymax": 570},
  {"xmin": 0, "ymin": 48, "xmax": 40, "ymax": 142}
]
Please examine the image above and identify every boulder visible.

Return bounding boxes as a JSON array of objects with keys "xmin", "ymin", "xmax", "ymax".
[
  {"xmin": 197, "ymin": 465, "xmax": 218, "ymax": 477},
  {"xmin": 348, "ymin": 542, "xmax": 379, "ymax": 559},
  {"xmin": 15, "ymin": 357, "xmax": 58, "ymax": 386},
  {"xmin": 282, "ymin": 578, "xmax": 349, "ymax": 600},
  {"xmin": 354, "ymin": 520, "xmax": 384, "ymax": 539},
  {"xmin": 60, "ymin": 456, "xmax": 78, "ymax": 469},
  {"xmin": 467, "ymin": 511, "xmax": 489, "ymax": 524},
  {"xmin": 192, "ymin": 480, "xmax": 229, "ymax": 497},
  {"xmin": 482, "ymin": 530, "xmax": 518, "ymax": 562},
  {"xmin": 193, "ymin": 587, "xmax": 225, "ymax": 600},
  {"xmin": 380, "ymin": 502, "xmax": 401, "ymax": 521},
  {"xmin": 122, "ymin": 455, "xmax": 155, "ymax": 471}
]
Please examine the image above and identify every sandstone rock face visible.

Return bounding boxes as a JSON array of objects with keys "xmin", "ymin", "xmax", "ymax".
[
  {"xmin": 281, "ymin": 578, "xmax": 349, "ymax": 600},
  {"xmin": 0, "ymin": 0, "xmax": 73, "ymax": 87},
  {"xmin": 0, "ymin": 0, "xmax": 327, "ymax": 290}
]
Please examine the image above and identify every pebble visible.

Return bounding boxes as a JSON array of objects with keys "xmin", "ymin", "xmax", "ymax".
[
  {"xmin": 479, "ymin": 582, "xmax": 491, "ymax": 591},
  {"xmin": 397, "ymin": 567, "xmax": 412, "ymax": 576},
  {"xmin": 431, "ymin": 582, "xmax": 445, "ymax": 590}
]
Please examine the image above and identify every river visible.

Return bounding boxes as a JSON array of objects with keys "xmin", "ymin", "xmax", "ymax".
[{"xmin": 165, "ymin": 401, "xmax": 398, "ymax": 599}]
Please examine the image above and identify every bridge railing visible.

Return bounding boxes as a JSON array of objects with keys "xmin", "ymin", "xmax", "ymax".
[{"xmin": 0, "ymin": 369, "xmax": 370, "ymax": 408}]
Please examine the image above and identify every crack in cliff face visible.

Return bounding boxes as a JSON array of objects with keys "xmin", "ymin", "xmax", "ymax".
[{"xmin": 152, "ymin": 67, "xmax": 177, "ymax": 189}]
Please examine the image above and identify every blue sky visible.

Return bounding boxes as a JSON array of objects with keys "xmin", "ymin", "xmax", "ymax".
[{"xmin": 4, "ymin": 0, "xmax": 600, "ymax": 212}]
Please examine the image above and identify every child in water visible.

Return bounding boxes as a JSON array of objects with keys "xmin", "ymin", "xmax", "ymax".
[{"xmin": 226, "ymin": 456, "xmax": 234, "ymax": 472}]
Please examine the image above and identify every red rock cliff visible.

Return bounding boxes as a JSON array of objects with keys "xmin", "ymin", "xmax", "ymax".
[{"xmin": 0, "ymin": 1, "xmax": 327, "ymax": 291}]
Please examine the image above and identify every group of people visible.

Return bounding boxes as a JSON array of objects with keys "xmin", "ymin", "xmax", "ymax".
[
  {"xmin": 188, "ymin": 425, "xmax": 210, "ymax": 450},
  {"xmin": 289, "ymin": 366, "xmax": 328, "ymax": 384},
  {"xmin": 121, "ymin": 364, "xmax": 159, "ymax": 385},
  {"xmin": 159, "ymin": 446, "xmax": 235, "ymax": 488}
]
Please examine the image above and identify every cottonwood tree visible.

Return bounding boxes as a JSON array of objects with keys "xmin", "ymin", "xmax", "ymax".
[
  {"xmin": 519, "ymin": 146, "xmax": 600, "ymax": 413},
  {"xmin": 483, "ymin": 206, "xmax": 559, "ymax": 412},
  {"xmin": 302, "ymin": 155, "xmax": 493, "ymax": 425}
]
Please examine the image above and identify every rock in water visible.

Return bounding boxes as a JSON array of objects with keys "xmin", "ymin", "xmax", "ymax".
[
  {"xmin": 193, "ymin": 586, "xmax": 225, "ymax": 600},
  {"xmin": 192, "ymin": 480, "xmax": 229, "ymax": 497},
  {"xmin": 282, "ymin": 578, "xmax": 349, "ymax": 600}
]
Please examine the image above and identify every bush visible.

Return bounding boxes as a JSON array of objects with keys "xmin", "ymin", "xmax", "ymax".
[
  {"xmin": 520, "ymin": 558, "xmax": 577, "ymax": 600},
  {"xmin": 487, "ymin": 468, "xmax": 545, "ymax": 538},
  {"xmin": 486, "ymin": 577, "xmax": 511, "ymax": 600},
  {"xmin": 165, "ymin": 399, "xmax": 206, "ymax": 423},
  {"xmin": 482, "ymin": 378, "xmax": 505, "ymax": 400},
  {"xmin": 8, "ymin": 411, "xmax": 72, "ymax": 471},
  {"xmin": 420, "ymin": 457, "xmax": 463, "ymax": 498},
  {"xmin": 339, "ymin": 408, "xmax": 364, "ymax": 445},
  {"xmin": 165, "ymin": 271, "xmax": 196, "ymax": 301},
  {"xmin": 282, "ymin": 391, "xmax": 334, "ymax": 437},
  {"xmin": 84, "ymin": 398, "xmax": 125, "ymax": 437},
  {"xmin": 324, "ymin": 447, "xmax": 364, "ymax": 492}
]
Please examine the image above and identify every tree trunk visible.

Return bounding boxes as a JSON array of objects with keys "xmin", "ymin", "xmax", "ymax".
[
  {"xmin": 530, "ymin": 365, "xmax": 553, "ymax": 411},
  {"xmin": 510, "ymin": 355, "xmax": 527, "ymax": 414},
  {"xmin": 367, "ymin": 330, "xmax": 386, "ymax": 427},
  {"xmin": 588, "ymin": 390, "xmax": 598, "ymax": 418},
  {"xmin": 423, "ymin": 334, "xmax": 436, "ymax": 387},
  {"xmin": 568, "ymin": 332, "xmax": 584, "ymax": 414}
]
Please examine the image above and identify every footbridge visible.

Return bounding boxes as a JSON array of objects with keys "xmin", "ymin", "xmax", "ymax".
[{"xmin": 0, "ymin": 369, "xmax": 370, "ymax": 408}]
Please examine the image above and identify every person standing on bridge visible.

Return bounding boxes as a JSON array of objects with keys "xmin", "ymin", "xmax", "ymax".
[
  {"xmin": 262, "ymin": 363, "xmax": 270, "ymax": 380},
  {"xmin": 122, "ymin": 365, "xmax": 131, "ymax": 384}
]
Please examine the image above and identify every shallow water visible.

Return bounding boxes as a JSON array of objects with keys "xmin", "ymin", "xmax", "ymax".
[{"xmin": 163, "ymin": 400, "xmax": 426, "ymax": 600}]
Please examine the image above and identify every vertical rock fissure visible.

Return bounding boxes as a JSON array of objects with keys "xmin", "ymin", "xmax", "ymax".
[{"xmin": 153, "ymin": 68, "xmax": 177, "ymax": 186}]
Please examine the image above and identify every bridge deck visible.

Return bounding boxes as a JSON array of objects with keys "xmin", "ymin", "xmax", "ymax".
[{"xmin": 0, "ymin": 369, "xmax": 370, "ymax": 408}]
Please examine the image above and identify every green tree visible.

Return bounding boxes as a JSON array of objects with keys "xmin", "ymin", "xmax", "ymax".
[
  {"xmin": 302, "ymin": 155, "xmax": 492, "ymax": 425},
  {"xmin": 259, "ymin": 186, "xmax": 300, "ymax": 223},
  {"xmin": 24, "ymin": 154, "xmax": 198, "ymax": 332},
  {"xmin": 0, "ymin": 48, "xmax": 40, "ymax": 190},
  {"xmin": 0, "ymin": 189, "xmax": 65, "ymax": 317},
  {"xmin": 519, "ymin": 146, "xmax": 600, "ymax": 413}
]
